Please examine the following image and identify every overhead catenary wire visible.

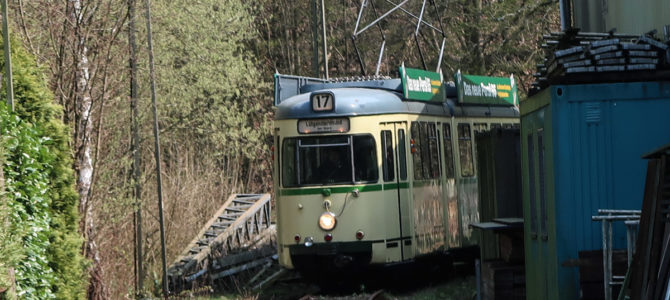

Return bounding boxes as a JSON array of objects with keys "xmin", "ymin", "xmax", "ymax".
[{"xmin": 351, "ymin": 0, "xmax": 447, "ymax": 75}]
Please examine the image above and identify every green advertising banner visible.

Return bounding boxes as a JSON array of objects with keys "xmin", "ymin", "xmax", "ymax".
[
  {"xmin": 399, "ymin": 64, "xmax": 444, "ymax": 102},
  {"xmin": 454, "ymin": 70, "xmax": 517, "ymax": 106}
]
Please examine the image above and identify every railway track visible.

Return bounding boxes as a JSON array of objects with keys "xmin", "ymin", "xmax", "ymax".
[
  {"xmin": 166, "ymin": 193, "xmax": 474, "ymax": 298},
  {"xmin": 298, "ymin": 289, "xmax": 388, "ymax": 300},
  {"xmin": 167, "ymin": 193, "xmax": 281, "ymax": 294}
]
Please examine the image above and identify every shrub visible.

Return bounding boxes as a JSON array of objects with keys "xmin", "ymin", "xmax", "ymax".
[{"xmin": 1, "ymin": 34, "xmax": 87, "ymax": 299}]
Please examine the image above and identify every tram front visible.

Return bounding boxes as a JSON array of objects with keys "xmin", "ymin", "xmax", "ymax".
[{"xmin": 273, "ymin": 86, "xmax": 409, "ymax": 275}]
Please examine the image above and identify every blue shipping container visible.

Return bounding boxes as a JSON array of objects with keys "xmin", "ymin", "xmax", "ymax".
[{"xmin": 521, "ymin": 81, "xmax": 670, "ymax": 300}]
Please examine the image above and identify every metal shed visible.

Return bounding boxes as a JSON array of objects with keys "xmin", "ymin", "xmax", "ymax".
[{"xmin": 520, "ymin": 81, "xmax": 670, "ymax": 299}]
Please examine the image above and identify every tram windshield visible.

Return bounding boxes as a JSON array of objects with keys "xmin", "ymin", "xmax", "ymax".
[{"xmin": 282, "ymin": 135, "xmax": 378, "ymax": 187}]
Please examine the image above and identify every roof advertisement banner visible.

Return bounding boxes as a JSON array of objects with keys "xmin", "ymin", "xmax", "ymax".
[
  {"xmin": 399, "ymin": 64, "xmax": 444, "ymax": 102},
  {"xmin": 454, "ymin": 70, "xmax": 517, "ymax": 106}
]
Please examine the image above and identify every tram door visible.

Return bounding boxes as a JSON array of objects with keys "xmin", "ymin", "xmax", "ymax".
[{"xmin": 380, "ymin": 122, "xmax": 413, "ymax": 261}]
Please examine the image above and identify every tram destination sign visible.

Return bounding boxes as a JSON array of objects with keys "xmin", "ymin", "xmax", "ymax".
[
  {"xmin": 399, "ymin": 65, "xmax": 444, "ymax": 102},
  {"xmin": 454, "ymin": 70, "xmax": 517, "ymax": 106},
  {"xmin": 298, "ymin": 118, "xmax": 350, "ymax": 134}
]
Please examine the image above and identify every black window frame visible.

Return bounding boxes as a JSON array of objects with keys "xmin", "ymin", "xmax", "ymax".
[
  {"xmin": 427, "ymin": 123, "xmax": 441, "ymax": 179},
  {"xmin": 410, "ymin": 122, "xmax": 423, "ymax": 180},
  {"xmin": 280, "ymin": 134, "xmax": 378, "ymax": 187},
  {"xmin": 457, "ymin": 123, "xmax": 475, "ymax": 177},
  {"xmin": 442, "ymin": 123, "xmax": 455, "ymax": 178},
  {"xmin": 398, "ymin": 129, "xmax": 408, "ymax": 180},
  {"xmin": 381, "ymin": 130, "xmax": 395, "ymax": 182},
  {"xmin": 411, "ymin": 121, "xmax": 442, "ymax": 180}
]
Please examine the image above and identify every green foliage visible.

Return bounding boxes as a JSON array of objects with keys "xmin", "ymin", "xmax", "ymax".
[
  {"xmin": 152, "ymin": 0, "xmax": 271, "ymax": 165},
  {"xmin": 0, "ymin": 105, "xmax": 56, "ymax": 299},
  {"xmin": 0, "ymin": 147, "xmax": 22, "ymax": 300},
  {"xmin": 439, "ymin": 0, "xmax": 560, "ymax": 97},
  {"xmin": 126, "ymin": 3, "xmax": 274, "ymax": 294},
  {"xmin": 1, "ymin": 35, "xmax": 87, "ymax": 299}
]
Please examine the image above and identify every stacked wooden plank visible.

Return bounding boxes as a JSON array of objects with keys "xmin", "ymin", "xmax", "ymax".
[
  {"xmin": 624, "ymin": 144, "xmax": 670, "ymax": 300},
  {"xmin": 530, "ymin": 31, "xmax": 670, "ymax": 96}
]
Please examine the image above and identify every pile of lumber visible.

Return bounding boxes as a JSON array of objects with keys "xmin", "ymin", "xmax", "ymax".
[{"xmin": 530, "ymin": 30, "xmax": 670, "ymax": 96}]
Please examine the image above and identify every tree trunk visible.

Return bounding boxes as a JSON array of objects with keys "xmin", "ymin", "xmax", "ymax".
[{"xmin": 71, "ymin": 0, "xmax": 107, "ymax": 299}]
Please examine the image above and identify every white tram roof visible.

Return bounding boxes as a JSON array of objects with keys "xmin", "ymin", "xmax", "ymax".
[{"xmin": 273, "ymin": 74, "xmax": 519, "ymax": 121}]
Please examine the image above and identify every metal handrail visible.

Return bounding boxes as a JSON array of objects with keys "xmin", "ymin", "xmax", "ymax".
[
  {"xmin": 167, "ymin": 193, "xmax": 273, "ymax": 292},
  {"xmin": 186, "ymin": 194, "xmax": 271, "ymax": 273},
  {"xmin": 592, "ymin": 209, "xmax": 641, "ymax": 300}
]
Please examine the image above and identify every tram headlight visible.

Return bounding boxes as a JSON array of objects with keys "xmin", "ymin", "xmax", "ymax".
[{"xmin": 318, "ymin": 212, "xmax": 337, "ymax": 231}]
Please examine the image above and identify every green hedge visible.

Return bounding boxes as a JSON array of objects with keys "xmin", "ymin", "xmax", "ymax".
[
  {"xmin": 1, "ymin": 35, "xmax": 87, "ymax": 299},
  {"xmin": 1, "ymin": 106, "xmax": 56, "ymax": 299}
]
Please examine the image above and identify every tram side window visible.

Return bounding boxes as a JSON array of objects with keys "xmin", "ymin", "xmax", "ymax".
[
  {"xmin": 419, "ymin": 122, "xmax": 432, "ymax": 179},
  {"xmin": 410, "ymin": 122, "xmax": 423, "ymax": 180},
  {"xmin": 473, "ymin": 123, "xmax": 488, "ymax": 134},
  {"xmin": 442, "ymin": 123, "xmax": 454, "ymax": 178},
  {"xmin": 381, "ymin": 130, "xmax": 395, "ymax": 182},
  {"xmin": 398, "ymin": 129, "xmax": 407, "ymax": 180},
  {"xmin": 282, "ymin": 139, "xmax": 297, "ymax": 187},
  {"xmin": 276, "ymin": 135, "xmax": 281, "ymax": 184},
  {"xmin": 457, "ymin": 123, "xmax": 474, "ymax": 177},
  {"xmin": 427, "ymin": 123, "xmax": 440, "ymax": 178},
  {"xmin": 353, "ymin": 135, "xmax": 379, "ymax": 182},
  {"xmin": 411, "ymin": 122, "xmax": 441, "ymax": 180}
]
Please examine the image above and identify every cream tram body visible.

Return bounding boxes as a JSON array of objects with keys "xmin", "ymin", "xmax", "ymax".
[{"xmin": 272, "ymin": 79, "xmax": 518, "ymax": 272}]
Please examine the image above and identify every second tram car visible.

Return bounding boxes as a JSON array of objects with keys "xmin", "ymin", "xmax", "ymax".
[{"xmin": 272, "ymin": 70, "xmax": 519, "ymax": 274}]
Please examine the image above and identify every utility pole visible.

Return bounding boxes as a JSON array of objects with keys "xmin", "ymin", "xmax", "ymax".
[
  {"xmin": 127, "ymin": 0, "xmax": 143, "ymax": 296},
  {"xmin": 321, "ymin": 0, "xmax": 328, "ymax": 79},
  {"xmin": 143, "ymin": 0, "xmax": 169, "ymax": 296},
  {"xmin": 2, "ymin": 0, "xmax": 13, "ymax": 111},
  {"xmin": 311, "ymin": 0, "xmax": 320, "ymax": 78}
]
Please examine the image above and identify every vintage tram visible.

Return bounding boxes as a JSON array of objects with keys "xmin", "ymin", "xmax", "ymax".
[{"xmin": 272, "ymin": 67, "xmax": 519, "ymax": 274}]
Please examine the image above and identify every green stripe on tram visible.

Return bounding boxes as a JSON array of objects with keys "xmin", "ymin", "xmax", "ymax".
[
  {"xmin": 383, "ymin": 182, "xmax": 410, "ymax": 190},
  {"xmin": 411, "ymin": 180, "xmax": 440, "ymax": 187},
  {"xmin": 280, "ymin": 182, "xmax": 409, "ymax": 196},
  {"xmin": 383, "ymin": 183, "xmax": 396, "ymax": 190}
]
